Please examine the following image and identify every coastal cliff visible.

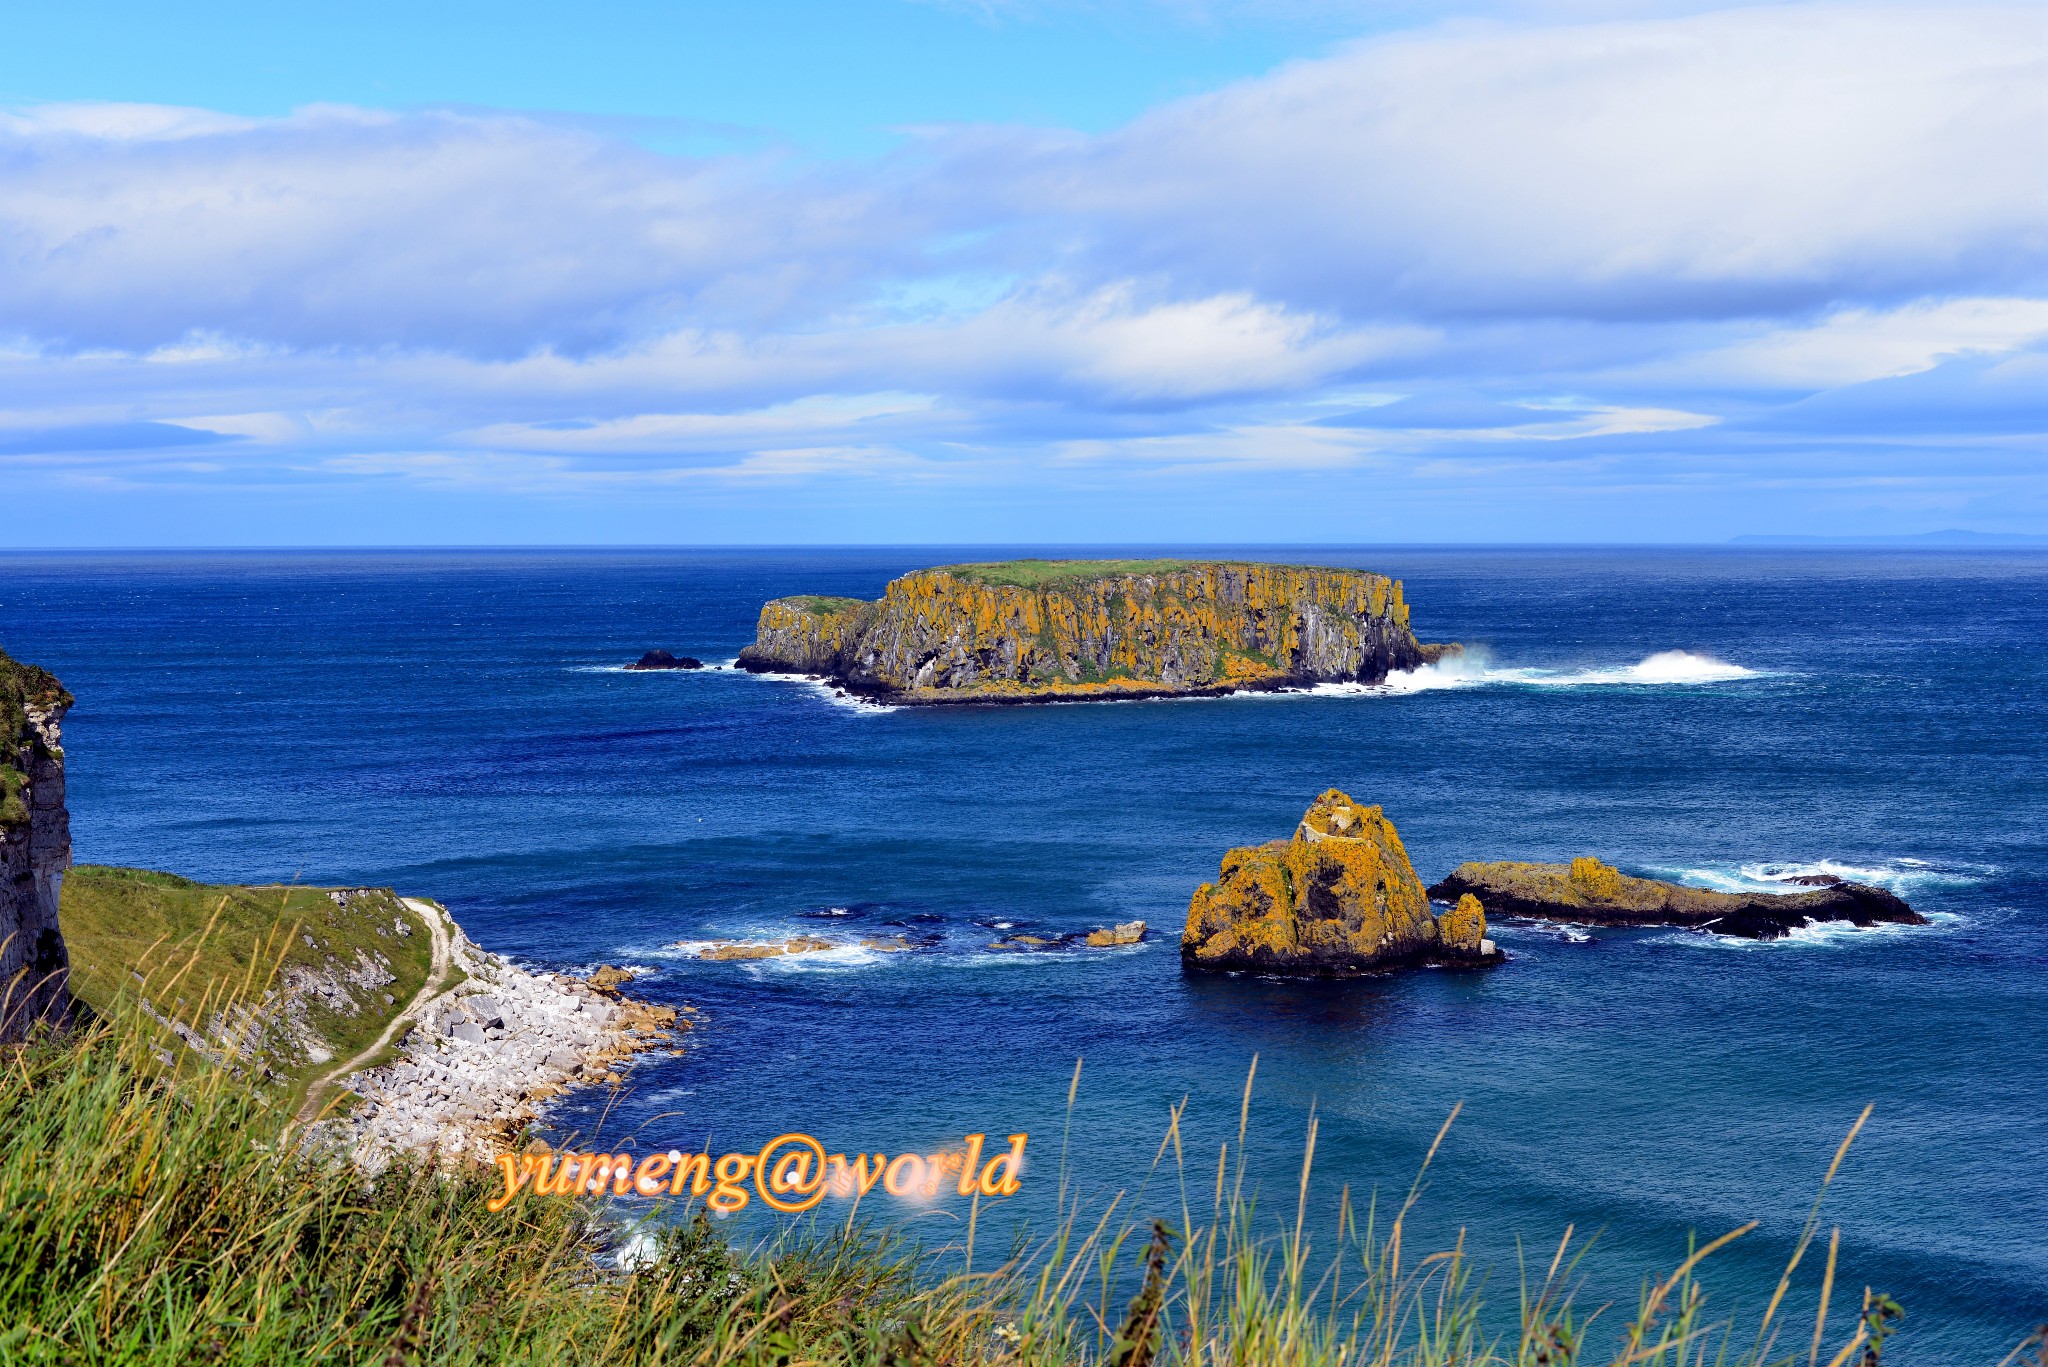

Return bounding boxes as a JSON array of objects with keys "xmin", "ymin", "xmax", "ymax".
[
  {"xmin": 1428, "ymin": 857, "xmax": 1924, "ymax": 940},
  {"xmin": 1182, "ymin": 790, "xmax": 1499, "ymax": 975},
  {"xmin": 1, "ymin": 648, "xmax": 73, "ymax": 1040},
  {"xmin": 738, "ymin": 559, "xmax": 1450, "ymax": 702}
]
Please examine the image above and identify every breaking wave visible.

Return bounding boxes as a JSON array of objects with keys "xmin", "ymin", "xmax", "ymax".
[
  {"xmin": 755, "ymin": 672, "xmax": 900, "ymax": 714},
  {"xmin": 1370, "ymin": 648, "xmax": 1765, "ymax": 693},
  {"xmin": 1650, "ymin": 857, "xmax": 1992, "ymax": 899}
]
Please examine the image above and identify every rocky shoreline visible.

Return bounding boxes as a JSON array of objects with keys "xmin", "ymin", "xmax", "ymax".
[{"xmin": 311, "ymin": 915, "xmax": 685, "ymax": 1168}]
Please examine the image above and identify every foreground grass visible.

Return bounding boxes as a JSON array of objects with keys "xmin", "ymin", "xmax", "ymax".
[{"xmin": 3, "ymin": 1009, "xmax": 2039, "ymax": 1365}]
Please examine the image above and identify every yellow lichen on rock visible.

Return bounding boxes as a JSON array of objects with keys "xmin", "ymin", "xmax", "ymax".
[
  {"xmin": 1181, "ymin": 789, "xmax": 1448, "ymax": 975},
  {"xmin": 1568, "ymin": 857, "xmax": 1626, "ymax": 902}
]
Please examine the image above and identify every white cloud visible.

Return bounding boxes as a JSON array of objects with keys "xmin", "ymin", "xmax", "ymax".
[
  {"xmin": 0, "ymin": 104, "xmax": 910, "ymax": 353},
  {"xmin": 1672, "ymin": 297, "xmax": 2048, "ymax": 387},
  {"xmin": 466, "ymin": 393, "xmax": 940, "ymax": 452},
  {"xmin": 974, "ymin": 4, "xmax": 2048, "ymax": 318},
  {"xmin": 0, "ymin": 3, "xmax": 2042, "ymax": 531}
]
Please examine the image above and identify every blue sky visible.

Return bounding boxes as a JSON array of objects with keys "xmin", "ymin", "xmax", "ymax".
[{"xmin": 2, "ymin": 0, "xmax": 2044, "ymax": 545}]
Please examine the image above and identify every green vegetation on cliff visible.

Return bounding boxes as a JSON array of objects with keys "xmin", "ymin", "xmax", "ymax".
[
  {"xmin": 62, "ymin": 867, "xmax": 436, "ymax": 1107},
  {"xmin": 0, "ymin": 647, "xmax": 70, "ymax": 828}
]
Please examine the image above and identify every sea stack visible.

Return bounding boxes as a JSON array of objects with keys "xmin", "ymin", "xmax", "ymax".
[
  {"xmin": 1428, "ymin": 857, "xmax": 1924, "ymax": 940},
  {"xmin": 1181, "ymin": 790, "xmax": 1501, "ymax": 975},
  {"xmin": 737, "ymin": 560, "xmax": 1456, "ymax": 704},
  {"xmin": 0, "ymin": 648, "xmax": 74, "ymax": 1040}
]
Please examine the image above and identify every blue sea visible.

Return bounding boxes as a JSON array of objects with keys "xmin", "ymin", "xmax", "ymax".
[{"xmin": 2, "ymin": 547, "xmax": 2043, "ymax": 1361}]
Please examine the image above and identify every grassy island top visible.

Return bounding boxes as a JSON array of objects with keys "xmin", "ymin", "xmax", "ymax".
[
  {"xmin": 929, "ymin": 558, "xmax": 1358, "ymax": 590},
  {"xmin": 783, "ymin": 594, "xmax": 869, "ymax": 616}
]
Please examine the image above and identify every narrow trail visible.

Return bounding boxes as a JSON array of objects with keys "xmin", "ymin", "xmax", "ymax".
[{"xmin": 294, "ymin": 896, "xmax": 454, "ymax": 1127}]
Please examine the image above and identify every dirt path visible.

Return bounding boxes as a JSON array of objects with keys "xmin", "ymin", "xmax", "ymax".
[{"xmin": 295, "ymin": 896, "xmax": 454, "ymax": 1127}]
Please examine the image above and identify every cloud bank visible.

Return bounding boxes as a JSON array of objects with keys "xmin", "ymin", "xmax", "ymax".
[{"xmin": 2, "ymin": 2, "xmax": 2044, "ymax": 541}]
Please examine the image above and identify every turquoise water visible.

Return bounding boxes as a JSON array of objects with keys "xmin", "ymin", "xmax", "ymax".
[{"xmin": 2, "ymin": 546, "xmax": 2042, "ymax": 1359}]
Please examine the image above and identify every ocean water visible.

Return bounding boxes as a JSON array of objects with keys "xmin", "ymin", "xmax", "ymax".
[{"xmin": 2, "ymin": 546, "xmax": 2043, "ymax": 1360}]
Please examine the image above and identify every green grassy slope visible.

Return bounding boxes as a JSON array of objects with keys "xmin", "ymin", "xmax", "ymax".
[{"xmin": 61, "ymin": 866, "xmax": 435, "ymax": 1107}]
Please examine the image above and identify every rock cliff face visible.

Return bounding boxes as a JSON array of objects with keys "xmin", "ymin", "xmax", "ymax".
[
  {"xmin": 1428, "ymin": 858, "xmax": 1924, "ymax": 941},
  {"xmin": 1181, "ymin": 790, "xmax": 1500, "ymax": 975},
  {"xmin": 738, "ymin": 560, "xmax": 1449, "ymax": 703},
  {"xmin": 0, "ymin": 648, "xmax": 73, "ymax": 1041}
]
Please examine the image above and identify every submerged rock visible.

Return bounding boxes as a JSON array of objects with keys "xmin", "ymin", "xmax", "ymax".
[
  {"xmin": 1427, "ymin": 857, "xmax": 1924, "ymax": 941},
  {"xmin": 626, "ymin": 650, "xmax": 703, "ymax": 671},
  {"xmin": 990, "ymin": 934, "xmax": 1065, "ymax": 951},
  {"xmin": 692, "ymin": 936, "xmax": 837, "ymax": 961},
  {"xmin": 1182, "ymin": 790, "xmax": 1504, "ymax": 976}
]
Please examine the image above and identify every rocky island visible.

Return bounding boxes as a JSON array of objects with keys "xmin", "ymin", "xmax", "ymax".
[
  {"xmin": 1428, "ymin": 857, "xmax": 1924, "ymax": 940},
  {"xmin": 1182, "ymin": 790, "xmax": 1501, "ymax": 975},
  {"xmin": 737, "ymin": 559, "xmax": 1455, "ymax": 704}
]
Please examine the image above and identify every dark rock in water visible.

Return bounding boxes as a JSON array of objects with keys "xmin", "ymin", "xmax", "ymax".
[
  {"xmin": 626, "ymin": 650, "xmax": 703, "ymax": 671},
  {"xmin": 1427, "ymin": 857, "xmax": 1924, "ymax": 941}
]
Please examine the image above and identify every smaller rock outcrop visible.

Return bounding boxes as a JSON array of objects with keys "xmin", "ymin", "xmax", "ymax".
[
  {"xmin": 1427, "ymin": 858, "xmax": 1924, "ymax": 941},
  {"xmin": 1084, "ymin": 920, "xmax": 1147, "ymax": 947},
  {"xmin": 1182, "ymin": 790, "xmax": 1503, "ymax": 975},
  {"xmin": 1438, "ymin": 894, "xmax": 1494, "ymax": 959},
  {"xmin": 626, "ymin": 650, "xmax": 704, "ymax": 671}
]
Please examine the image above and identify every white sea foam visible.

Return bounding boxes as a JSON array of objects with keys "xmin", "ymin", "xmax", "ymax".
[
  {"xmin": 571, "ymin": 659, "xmax": 741, "ymax": 674},
  {"xmin": 1377, "ymin": 648, "xmax": 1762, "ymax": 692},
  {"xmin": 1648, "ymin": 911, "xmax": 1962, "ymax": 951},
  {"xmin": 751, "ymin": 944, "xmax": 889, "ymax": 973},
  {"xmin": 1651, "ymin": 857, "xmax": 1992, "ymax": 898},
  {"xmin": 762, "ymin": 673, "xmax": 900, "ymax": 713}
]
